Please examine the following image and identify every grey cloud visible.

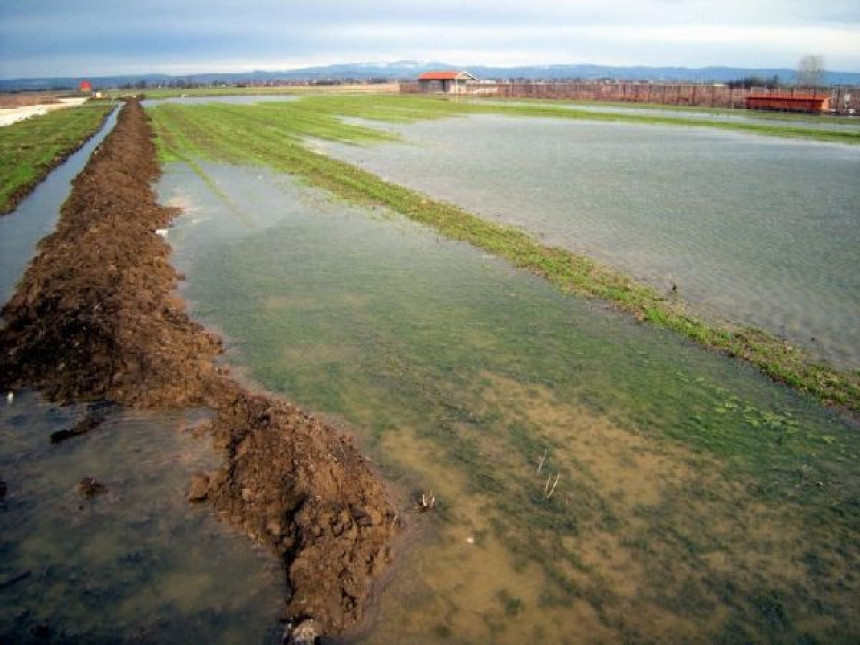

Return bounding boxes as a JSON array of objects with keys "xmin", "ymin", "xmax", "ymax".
[{"xmin": 1, "ymin": 0, "xmax": 858, "ymax": 78}]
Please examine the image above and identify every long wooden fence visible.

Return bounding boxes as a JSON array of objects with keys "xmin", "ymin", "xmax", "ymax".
[{"xmin": 401, "ymin": 81, "xmax": 860, "ymax": 114}]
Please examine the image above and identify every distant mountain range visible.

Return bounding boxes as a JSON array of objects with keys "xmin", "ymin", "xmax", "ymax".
[{"xmin": 2, "ymin": 60, "xmax": 859, "ymax": 91}]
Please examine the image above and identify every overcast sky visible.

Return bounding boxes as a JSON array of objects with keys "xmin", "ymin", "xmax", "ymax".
[{"xmin": 1, "ymin": 0, "xmax": 858, "ymax": 78}]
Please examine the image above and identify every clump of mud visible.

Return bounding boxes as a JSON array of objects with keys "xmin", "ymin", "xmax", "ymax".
[
  {"xmin": 77, "ymin": 476, "xmax": 107, "ymax": 499},
  {"xmin": 209, "ymin": 388, "xmax": 397, "ymax": 632},
  {"xmin": 0, "ymin": 99, "xmax": 397, "ymax": 635}
]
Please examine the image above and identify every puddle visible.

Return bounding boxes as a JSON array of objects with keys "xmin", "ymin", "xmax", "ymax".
[
  {"xmin": 157, "ymin": 161, "xmax": 859, "ymax": 643},
  {"xmin": 0, "ymin": 108, "xmax": 119, "ymax": 305},
  {"xmin": 318, "ymin": 114, "xmax": 860, "ymax": 370},
  {"xmin": 0, "ymin": 391, "xmax": 284, "ymax": 644}
]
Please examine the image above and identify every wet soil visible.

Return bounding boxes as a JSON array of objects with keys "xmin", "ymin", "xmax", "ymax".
[
  {"xmin": 49, "ymin": 402, "xmax": 111, "ymax": 444},
  {"xmin": 0, "ymin": 99, "xmax": 397, "ymax": 636}
]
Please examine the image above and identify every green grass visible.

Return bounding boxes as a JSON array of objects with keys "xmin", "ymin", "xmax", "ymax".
[
  {"xmin": 0, "ymin": 103, "xmax": 114, "ymax": 214},
  {"xmin": 108, "ymin": 86, "xmax": 298, "ymax": 100},
  {"xmin": 148, "ymin": 95, "xmax": 860, "ymax": 411},
  {"xmin": 106, "ymin": 84, "xmax": 396, "ymax": 100}
]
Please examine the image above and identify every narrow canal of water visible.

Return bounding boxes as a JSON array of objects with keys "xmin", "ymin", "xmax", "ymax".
[
  {"xmin": 0, "ymin": 108, "xmax": 119, "ymax": 303},
  {"xmin": 319, "ymin": 115, "xmax": 860, "ymax": 370},
  {"xmin": 0, "ymin": 110, "xmax": 285, "ymax": 644},
  {"xmin": 158, "ymin": 161, "xmax": 858, "ymax": 644}
]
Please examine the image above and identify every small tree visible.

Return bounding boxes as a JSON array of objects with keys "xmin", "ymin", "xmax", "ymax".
[{"xmin": 797, "ymin": 55, "xmax": 825, "ymax": 89}]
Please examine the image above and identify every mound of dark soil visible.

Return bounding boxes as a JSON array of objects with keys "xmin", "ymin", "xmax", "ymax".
[
  {"xmin": 0, "ymin": 99, "xmax": 397, "ymax": 636},
  {"xmin": 209, "ymin": 388, "xmax": 396, "ymax": 632},
  {"xmin": 0, "ymin": 99, "xmax": 220, "ymax": 405}
]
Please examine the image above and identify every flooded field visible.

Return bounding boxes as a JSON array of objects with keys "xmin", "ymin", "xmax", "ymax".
[
  {"xmin": 3, "ymin": 93, "xmax": 856, "ymax": 642},
  {"xmin": 158, "ymin": 161, "xmax": 859, "ymax": 644},
  {"xmin": 0, "ymin": 392, "xmax": 283, "ymax": 645},
  {"xmin": 466, "ymin": 99, "xmax": 860, "ymax": 132},
  {"xmin": 320, "ymin": 115, "xmax": 860, "ymax": 369},
  {"xmin": 564, "ymin": 104, "xmax": 860, "ymax": 132}
]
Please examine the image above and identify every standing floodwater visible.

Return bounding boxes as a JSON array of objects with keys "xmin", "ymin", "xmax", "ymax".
[
  {"xmin": 466, "ymin": 99, "xmax": 860, "ymax": 132},
  {"xmin": 320, "ymin": 115, "xmax": 860, "ymax": 369},
  {"xmin": 0, "ymin": 393, "xmax": 284, "ymax": 644},
  {"xmin": 158, "ymin": 160, "xmax": 858, "ymax": 644}
]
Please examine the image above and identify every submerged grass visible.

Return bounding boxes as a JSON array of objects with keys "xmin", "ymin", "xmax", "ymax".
[
  {"xmin": 0, "ymin": 103, "xmax": 114, "ymax": 214},
  {"xmin": 150, "ymin": 95, "xmax": 860, "ymax": 412},
  {"xmin": 168, "ymin": 166, "xmax": 859, "ymax": 643}
]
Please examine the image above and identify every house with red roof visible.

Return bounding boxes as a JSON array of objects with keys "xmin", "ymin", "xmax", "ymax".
[{"xmin": 417, "ymin": 70, "xmax": 478, "ymax": 94}]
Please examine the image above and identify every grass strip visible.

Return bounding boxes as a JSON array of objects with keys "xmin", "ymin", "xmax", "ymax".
[
  {"xmin": 149, "ymin": 98, "xmax": 860, "ymax": 411},
  {"xmin": 0, "ymin": 103, "xmax": 115, "ymax": 214}
]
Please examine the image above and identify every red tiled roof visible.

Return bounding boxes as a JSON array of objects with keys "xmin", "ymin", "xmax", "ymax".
[{"xmin": 418, "ymin": 71, "xmax": 463, "ymax": 81}]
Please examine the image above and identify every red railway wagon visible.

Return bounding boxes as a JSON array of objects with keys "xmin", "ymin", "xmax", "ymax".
[{"xmin": 745, "ymin": 93, "xmax": 830, "ymax": 113}]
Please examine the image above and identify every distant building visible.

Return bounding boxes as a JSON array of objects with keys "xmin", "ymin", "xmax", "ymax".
[
  {"xmin": 745, "ymin": 93, "xmax": 830, "ymax": 113},
  {"xmin": 79, "ymin": 80, "xmax": 93, "ymax": 94},
  {"xmin": 417, "ymin": 70, "xmax": 478, "ymax": 94}
]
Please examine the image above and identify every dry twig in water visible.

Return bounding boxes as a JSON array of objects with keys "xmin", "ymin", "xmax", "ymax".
[
  {"xmin": 537, "ymin": 449, "xmax": 547, "ymax": 473},
  {"xmin": 546, "ymin": 474, "xmax": 560, "ymax": 500}
]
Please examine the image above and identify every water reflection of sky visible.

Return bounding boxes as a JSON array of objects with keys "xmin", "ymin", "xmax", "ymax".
[{"xmin": 320, "ymin": 115, "xmax": 860, "ymax": 369}]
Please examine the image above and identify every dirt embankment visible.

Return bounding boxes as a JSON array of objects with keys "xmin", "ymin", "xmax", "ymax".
[{"xmin": 0, "ymin": 99, "xmax": 398, "ymax": 636}]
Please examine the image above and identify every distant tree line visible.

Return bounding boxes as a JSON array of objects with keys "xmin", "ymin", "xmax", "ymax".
[{"xmin": 726, "ymin": 75, "xmax": 781, "ymax": 89}]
